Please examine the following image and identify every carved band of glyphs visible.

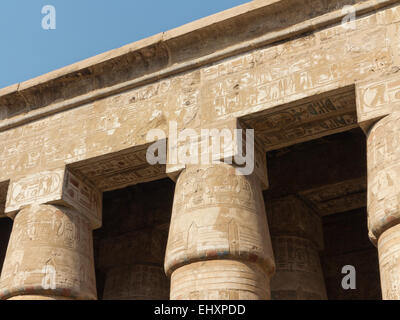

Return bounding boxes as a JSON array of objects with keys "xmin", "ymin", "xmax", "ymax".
[
  {"xmin": 357, "ymin": 74, "xmax": 400, "ymax": 128},
  {"xmin": 165, "ymin": 163, "xmax": 275, "ymax": 277},
  {"xmin": 378, "ymin": 224, "xmax": 400, "ymax": 300},
  {"xmin": 165, "ymin": 118, "xmax": 269, "ymax": 189},
  {"xmin": 367, "ymin": 111, "xmax": 400, "ymax": 240},
  {"xmin": 0, "ymin": 204, "xmax": 96, "ymax": 300},
  {"xmin": 4, "ymin": 167, "xmax": 102, "ymax": 230}
]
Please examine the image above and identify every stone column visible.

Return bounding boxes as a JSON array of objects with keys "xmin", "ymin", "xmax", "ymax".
[
  {"xmin": 267, "ymin": 196, "xmax": 327, "ymax": 300},
  {"xmin": 165, "ymin": 163, "xmax": 275, "ymax": 300},
  {"xmin": 0, "ymin": 204, "xmax": 97, "ymax": 300},
  {"xmin": 367, "ymin": 111, "xmax": 400, "ymax": 300},
  {"xmin": 0, "ymin": 168, "xmax": 102, "ymax": 300},
  {"xmin": 100, "ymin": 228, "xmax": 169, "ymax": 300}
]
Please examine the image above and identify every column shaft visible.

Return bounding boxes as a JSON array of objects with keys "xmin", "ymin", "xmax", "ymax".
[{"xmin": 368, "ymin": 111, "xmax": 400, "ymax": 299}]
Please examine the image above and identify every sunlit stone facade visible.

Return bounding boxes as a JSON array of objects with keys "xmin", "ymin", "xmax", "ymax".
[{"xmin": 0, "ymin": 0, "xmax": 399, "ymax": 299}]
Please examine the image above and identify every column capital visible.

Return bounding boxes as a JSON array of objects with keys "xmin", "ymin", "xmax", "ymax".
[
  {"xmin": 5, "ymin": 167, "xmax": 102, "ymax": 230},
  {"xmin": 165, "ymin": 161, "xmax": 275, "ymax": 279},
  {"xmin": 0, "ymin": 204, "xmax": 97, "ymax": 300}
]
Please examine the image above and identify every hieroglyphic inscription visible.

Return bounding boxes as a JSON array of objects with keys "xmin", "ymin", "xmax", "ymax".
[
  {"xmin": 357, "ymin": 74, "xmax": 400, "ymax": 126},
  {"xmin": 69, "ymin": 144, "xmax": 167, "ymax": 192},
  {"xmin": 243, "ymin": 89, "xmax": 358, "ymax": 151},
  {"xmin": 299, "ymin": 177, "xmax": 367, "ymax": 216},
  {"xmin": 165, "ymin": 163, "xmax": 275, "ymax": 280},
  {"xmin": 5, "ymin": 168, "xmax": 102, "ymax": 229},
  {"xmin": 170, "ymin": 260, "xmax": 270, "ymax": 300},
  {"xmin": 6, "ymin": 169, "xmax": 64, "ymax": 215},
  {"xmin": 0, "ymin": 4, "xmax": 397, "ymax": 186},
  {"xmin": 367, "ymin": 112, "xmax": 400, "ymax": 238},
  {"xmin": 62, "ymin": 169, "xmax": 102, "ymax": 229},
  {"xmin": 378, "ymin": 224, "xmax": 400, "ymax": 300},
  {"xmin": 0, "ymin": 204, "xmax": 96, "ymax": 300}
]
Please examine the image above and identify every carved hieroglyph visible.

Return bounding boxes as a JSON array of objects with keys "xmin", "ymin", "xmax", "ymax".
[
  {"xmin": 5, "ymin": 167, "xmax": 102, "ymax": 229},
  {"xmin": 367, "ymin": 111, "xmax": 400, "ymax": 299},
  {"xmin": 367, "ymin": 111, "xmax": 400, "ymax": 240},
  {"xmin": 165, "ymin": 162, "xmax": 275, "ymax": 300},
  {"xmin": 0, "ymin": 204, "xmax": 97, "ymax": 300},
  {"xmin": 299, "ymin": 177, "xmax": 367, "ymax": 216},
  {"xmin": 267, "ymin": 196, "xmax": 327, "ymax": 300},
  {"xmin": 69, "ymin": 143, "xmax": 167, "ymax": 192},
  {"xmin": 242, "ymin": 88, "xmax": 358, "ymax": 151},
  {"xmin": 99, "ymin": 229, "xmax": 169, "ymax": 300},
  {"xmin": 1, "ymin": 2, "xmax": 399, "ymax": 190},
  {"xmin": 378, "ymin": 224, "xmax": 400, "ymax": 300},
  {"xmin": 357, "ymin": 74, "xmax": 400, "ymax": 131},
  {"xmin": 166, "ymin": 118, "xmax": 269, "ymax": 190}
]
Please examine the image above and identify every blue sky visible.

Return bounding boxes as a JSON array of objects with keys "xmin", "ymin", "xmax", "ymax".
[{"xmin": 0, "ymin": 0, "xmax": 249, "ymax": 89}]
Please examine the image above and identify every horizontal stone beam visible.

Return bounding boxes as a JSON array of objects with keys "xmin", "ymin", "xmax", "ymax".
[{"xmin": 0, "ymin": 0, "xmax": 396, "ymax": 132}]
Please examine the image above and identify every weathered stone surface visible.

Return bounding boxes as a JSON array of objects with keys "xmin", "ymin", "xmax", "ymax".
[
  {"xmin": 100, "ymin": 230, "xmax": 170, "ymax": 300},
  {"xmin": 0, "ymin": 204, "xmax": 97, "ymax": 300},
  {"xmin": 378, "ymin": 223, "xmax": 400, "ymax": 300},
  {"xmin": 321, "ymin": 209, "xmax": 381, "ymax": 300},
  {"xmin": 367, "ymin": 111, "xmax": 400, "ymax": 240},
  {"xmin": 0, "ymin": 0, "xmax": 398, "ymax": 301},
  {"xmin": 5, "ymin": 168, "xmax": 102, "ymax": 229},
  {"xmin": 103, "ymin": 265, "xmax": 169, "ymax": 300},
  {"xmin": 0, "ymin": 1, "xmax": 399, "ymax": 188},
  {"xmin": 267, "ymin": 196, "xmax": 327, "ymax": 300},
  {"xmin": 170, "ymin": 260, "xmax": 270, "ymax": 300},
  {"xmin": 95, "ymin": 181, "xmax": 172, "ymax": 300},
  {"xmin": 165, "ymin": 163, "xmax": 275, "ymax": 300},
  {"xmin": 299, "ymin": 177, "xmax": 367, "ymax": 216}
]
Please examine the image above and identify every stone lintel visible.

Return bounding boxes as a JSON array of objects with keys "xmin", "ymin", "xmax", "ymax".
[
  {"xmin": 0, "ymin": 0, "xmax": 395, "ymax": 133},
  {"xmin": 5, "ymin": 167, "xmax": 102, "ymax": 229},
  {"xmin": 166, "ymin": 118, "xmax": 269, "ymax": 189}
]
